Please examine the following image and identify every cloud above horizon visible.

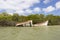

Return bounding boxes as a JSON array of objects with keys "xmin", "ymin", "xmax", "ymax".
[
  {"xmin": 43, "ymin": 1, "xmax": 60, "ymax": 13},
  {"xmin": 0, "ymin": 0, "xmax": 40, "ymax": 15},
  {"xmin": 55, "ymin": 1, "xmax": 60, "ymax": 9},
  {"xmin": 0, "ymin": 0, "xmax": 60, "ymax": 15},
  {"xmin": 43, "ymin": 0, "xmax": 52, "ymax": 4},
  {"xmin": 43, "ymin": 6, "xmax": 55, "ymax": 13}
]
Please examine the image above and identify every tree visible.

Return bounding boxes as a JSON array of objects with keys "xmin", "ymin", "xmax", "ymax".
[
  {"xmin": 27, "ymin": 14, "xmax": 45, "ymax": 24},
  {"xmin": 12, "ymin": 13, "xmax": 19, "ymax": 22}
]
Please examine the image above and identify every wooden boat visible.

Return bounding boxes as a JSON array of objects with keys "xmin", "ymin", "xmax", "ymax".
[
  {"xmin": 16, "ymin": 20, "xmax": 33, "ymax": 27},
  {"xmin": 33, "ymin": 20, "xmax": 48, "ymax": 26}
]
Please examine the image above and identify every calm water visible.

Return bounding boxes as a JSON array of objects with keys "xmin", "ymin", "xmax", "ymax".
[{"xmin": 0, "ymin": 26, "xmax": 60, "ymax": 40}]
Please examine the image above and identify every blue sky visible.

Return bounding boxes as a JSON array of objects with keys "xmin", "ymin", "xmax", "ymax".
[{"xmin": 0, "ymin": 0, "xmax": 60, "ymax": 15}]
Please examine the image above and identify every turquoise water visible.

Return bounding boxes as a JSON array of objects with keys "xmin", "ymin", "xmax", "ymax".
[{"xmin": 0, "ymin": 26, "xmax": 60, "ymax": 40}]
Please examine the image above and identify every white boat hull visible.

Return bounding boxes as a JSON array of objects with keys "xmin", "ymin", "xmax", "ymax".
[{"xmin": 34, "ymin": 21, "xmax": 48, "ymax": 26}]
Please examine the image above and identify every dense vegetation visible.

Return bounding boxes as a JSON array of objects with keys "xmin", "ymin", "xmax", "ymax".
[{"xmin": 0, "ymin": 12, "xmax": 60, "ymax": 26}]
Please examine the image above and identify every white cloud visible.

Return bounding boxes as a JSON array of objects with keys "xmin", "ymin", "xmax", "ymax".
[
  {"xmin": 43, "ymin": 6, "xmax": 55, "ymax": 12},
  {"xmin": 15, "ymin": 9, "xmax": 33, "ymax": 15},
  {"xmin": 15, "ymin": 10, "xmax": 25, "ymax": 15},
  {"xmin": 5, "ymin": 9, "xmax": 16, "ymax": 13},
  {"xmin": 55, "ymin": 1, "xmax": 60, "ymax": 9},
  {"xmin": 0, "ymin": 0, "xmax": 40, "ymax": 15},
  {"xmin": 43, "ymin": 0, "xmax": 52, "ymax": 4},
  {"xmin": 25, "ymin": 9, "xmax": 33, "ymax": 13},
  {"xmin": 15, "ymin": 7, "xmax": 41, "ymax": 15},
  {"xmin": 33, "ymin": 7, "xmax": 41, "ymax": 13}
]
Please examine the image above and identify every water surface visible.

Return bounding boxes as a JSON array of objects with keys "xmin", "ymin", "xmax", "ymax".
[{"xmin": 0, "ymin": 26, "xmax": 60, "ymax": 40}]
